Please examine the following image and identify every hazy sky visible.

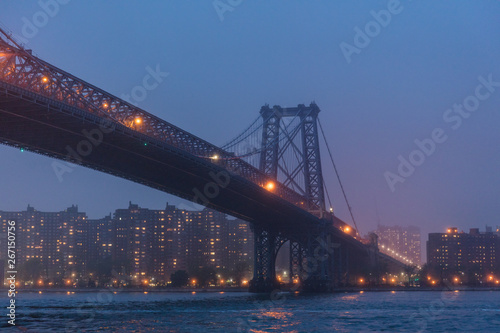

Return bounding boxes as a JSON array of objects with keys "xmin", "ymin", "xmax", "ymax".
[{"xmin": 1, "ymin": 1, "xmax": 499, "ymax": 253}]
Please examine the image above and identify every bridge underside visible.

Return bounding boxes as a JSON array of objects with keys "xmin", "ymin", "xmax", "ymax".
[
  {"xmin": 0, "ymin": 83, "xmax": 318, "ymax": 230},
  {"xmin": 0, "ymin": 83, "xmax": 407, "ymax": 292}
]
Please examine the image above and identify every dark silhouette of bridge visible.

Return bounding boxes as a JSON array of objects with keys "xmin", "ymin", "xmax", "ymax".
[{"xmin": 0, "ymin": 28, "xmax": 408, "ymax": 292}]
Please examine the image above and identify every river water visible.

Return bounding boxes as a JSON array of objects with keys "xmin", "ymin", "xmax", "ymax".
[{"xmin": 2, "ymin": 290, "xmax": 499, "ymax": 332}]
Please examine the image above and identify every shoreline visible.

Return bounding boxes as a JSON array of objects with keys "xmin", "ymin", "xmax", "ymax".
[{"xmin": 4, "ymin": 286, "xmax": 500, "ymax": 293}]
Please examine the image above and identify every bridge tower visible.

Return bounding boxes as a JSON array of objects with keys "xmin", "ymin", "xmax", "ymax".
[
  {"xmin": 259, "ymin": 103, "xmax": 326, "ymax": 216},
  {"xmin": 251, "ymin": 103, "xmax": 334, "ymax": 292}
]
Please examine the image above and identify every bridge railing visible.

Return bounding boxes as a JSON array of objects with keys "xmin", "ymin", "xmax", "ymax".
[{"xmin": 0, "ymin": 32, "xmax": 321, "ymax": 215}]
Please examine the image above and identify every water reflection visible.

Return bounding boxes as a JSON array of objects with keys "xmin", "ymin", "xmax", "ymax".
[
  {"xmin": 251, "ymin": 310, "xmax": 298, "ymax": 332},
  {"xmin": 11, "ymin": 291, "xmax": 500, "ymax": 332},
  {"xmin": 340, "ymin": 294, "xmax": 360, "ymax": 301}
]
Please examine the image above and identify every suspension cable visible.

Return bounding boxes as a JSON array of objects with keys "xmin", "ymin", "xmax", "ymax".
[
  {"xmin": 318, "ymin": 118, "xmax": 361, "ymax": 237},
  {"xmin": 324, "ymin": 181, "xmax": 333, "ymax": 213},
  {"xmin": 219, "ymin": 112, "xmax": 304, "ymax": 160},
  {"xmin": 221, "ymin": 115, "xmax": 262, "ymax": 149}
]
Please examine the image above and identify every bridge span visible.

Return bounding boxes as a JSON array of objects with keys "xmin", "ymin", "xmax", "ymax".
[{"xmin": 0, "ymin": 28, "xmax": 408, "ymax": 292}]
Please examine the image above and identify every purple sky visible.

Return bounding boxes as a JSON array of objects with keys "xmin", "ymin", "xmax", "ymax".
[{"xmin": 1, "ymin": 1, "xmax": 500, "ymax": 261}]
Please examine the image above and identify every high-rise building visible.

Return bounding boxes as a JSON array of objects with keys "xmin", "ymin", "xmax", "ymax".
[
  {"xmin": 113, "ymin": 202, "xmax": 184, "ymax": 281},
  {"xmin": 86, "ymin": 215, "xmax": 114, "ymax": 267},
  {"xmin": 111, "ymin": 202, "xmax": 253, "ymax": 283},
  {"xmin": 427, "ymin": 227, "xmax": 500, "ymax": 277},
  {"xmin": 374, "ymin": 225, "xmax": 421, "ymax": 265},
  {"xmin": 0, "ymin": 205, "xmax": 87, "ymax": 279},
  {"xmin": 0, "ymin": 203, "xmax": 254, "ymax": 284}
]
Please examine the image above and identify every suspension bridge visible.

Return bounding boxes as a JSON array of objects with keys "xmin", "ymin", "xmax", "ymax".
[{"xmin": 0, "ymin": 28, "xmax": 409, "ymax": 292}]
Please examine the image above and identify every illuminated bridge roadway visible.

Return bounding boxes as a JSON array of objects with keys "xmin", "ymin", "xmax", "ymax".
[{"xmin": 0, "ymin": 29, "xmax": 407, "ymax": 292}]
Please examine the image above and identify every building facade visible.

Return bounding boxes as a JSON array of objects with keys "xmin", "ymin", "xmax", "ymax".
[
  {"xmin": 374, "ymin": 225, "xmax": 421, "ymax": 265},
  {"xmin": 0, "ymin": 203, "xmax": 253, "ymax": 284},
  {"xmin": 427, "ymin": 227, "xmax": 500, "ymax": 278},
  {"xmin": 0, "ymin": 205, "xmax": 87, "ymax": 280}
]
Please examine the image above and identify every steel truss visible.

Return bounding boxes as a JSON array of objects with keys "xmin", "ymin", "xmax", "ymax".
[
  {"xmin": 250, "ymin": 225, "xmax": 287, "ymax": 292},
  {"xmin": 259, "ymin": 103, "xmax": 326, "ymax": 218},
  {"xmin": 0, "ymin": 30, "xmax": 319, "ymax": 215}
]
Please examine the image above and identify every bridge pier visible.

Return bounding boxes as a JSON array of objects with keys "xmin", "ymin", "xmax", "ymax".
[
  {"xmin": 334, "ymin": 247, "xmax": 348, "ymax": 287},
  {"xmin": 300, "ymin": 228, "xmax": 335, "ymax": 292},
  {"xmin": 289, "ymin": 240, "xmax": 305, "ymax": 287},
  {"xmin": 250, "ymin": 223, "xmax": 342, "ymax": 293},
  {"xmin": 249, "ymin": 226, "xmax": 282, "ymax": 293}
]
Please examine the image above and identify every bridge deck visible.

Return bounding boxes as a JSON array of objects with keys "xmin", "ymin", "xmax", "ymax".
[
  {"xmin": 0, "ymin": 32, "xmax": 407, "ymax": 270},
  {"xmin": 0, "ymin": 82, "xmax": 317, "ymax": 235}
]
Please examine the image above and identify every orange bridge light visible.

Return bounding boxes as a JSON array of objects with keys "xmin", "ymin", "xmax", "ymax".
[{"xmin": 265, "ymin": 181, "xmax": 275, "ymax": 191}]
